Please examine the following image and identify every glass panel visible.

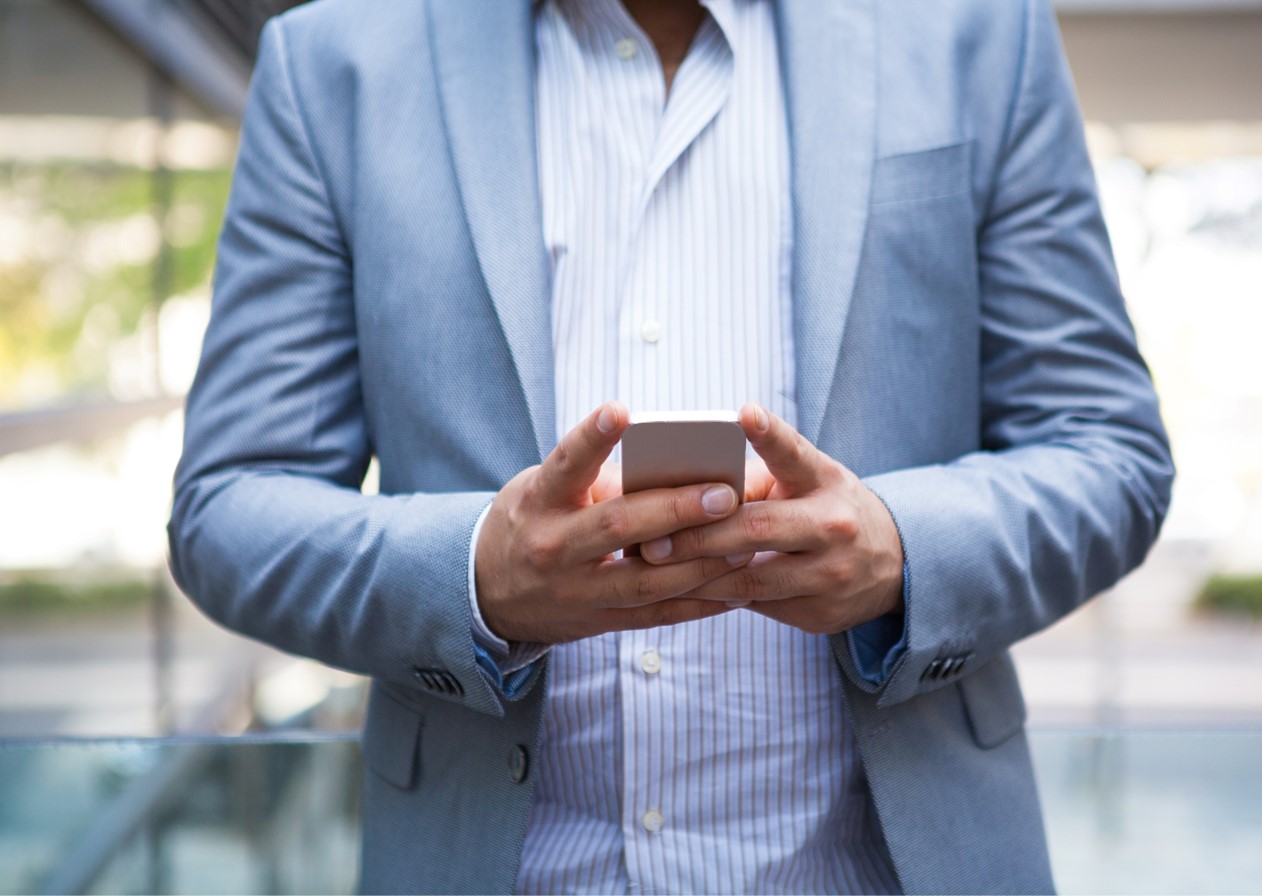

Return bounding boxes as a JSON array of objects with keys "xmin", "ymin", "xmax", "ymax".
[
  {"xmin": 0, "ymin": 737, "xmax": 361, "ymax": 895},
  {"xmin": 1, "ymin": 732, "xmax": 1260, "ymax": 895},
  {"xmin": 1035, "ymin": 731, "xmax": 1262, "ymax": 895}
]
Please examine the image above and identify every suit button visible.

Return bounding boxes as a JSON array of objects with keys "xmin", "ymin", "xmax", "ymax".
[
  {"xmin": 412, "ymin": 667, "xmax": 464, "ymax": 697},
  {"xmin": 921, "ymin": 659, "xmax": 943, "ymax": 682},
  {"xmin": 509, "ymin": 744, "xmax": 529, "ymax": 784}
]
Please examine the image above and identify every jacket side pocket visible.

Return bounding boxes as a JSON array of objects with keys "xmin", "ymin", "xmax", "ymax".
[
  {"xmin": 362, "ymin": 682, "xmax": 423, "ymax": 789},
  {"xmin": 958, "ymin": 651, "xmax": 1027, "ymax": 749}
]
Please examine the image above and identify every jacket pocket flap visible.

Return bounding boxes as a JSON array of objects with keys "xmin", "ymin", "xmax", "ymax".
[
  {"xmin": 362, "ymin": 684, "xmax": 423, "ymax": 789},
  {"xmin": 958, "ymin": 652, "xmax": 1027, "ymax": 749},
  {"xmin": 871, "ymin": 140, "xmax": 972, "ymax": 206}
]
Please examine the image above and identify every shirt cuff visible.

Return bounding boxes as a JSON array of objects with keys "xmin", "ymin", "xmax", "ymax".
[
  {"xmin": 847, "ymin": 561, "xmax": 910, "ymax": 686},
  {"xmin": 467, "ymin": 501, "xmax": 550, "ymax": 681}
]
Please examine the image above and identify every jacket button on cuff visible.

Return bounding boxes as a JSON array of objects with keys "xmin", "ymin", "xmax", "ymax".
[
  {"xmin": 509, "ymin": 744, "xmax": 530, "ymax": 783},
  {"xmin": 921, "ymin": 659, "xmax": 943, "ymax": 682}
]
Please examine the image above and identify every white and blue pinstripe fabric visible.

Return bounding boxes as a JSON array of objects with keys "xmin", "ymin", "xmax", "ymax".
[{"xmin": 506, "ymin": 0, "xmax": 902, "ymax": 892}]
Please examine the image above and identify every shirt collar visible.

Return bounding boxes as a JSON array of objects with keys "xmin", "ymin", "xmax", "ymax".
[{"xmin": 541, "ymin": 0, "xmax": 749, "ymax": 60}]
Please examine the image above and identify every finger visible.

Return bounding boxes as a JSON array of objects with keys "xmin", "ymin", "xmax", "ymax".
[
  {"xmin": 603, "ymin": 596, "xmax": 735, "ymax": 632},
  {"xmin": 537, "ymin": 402, "xmax": 628, "ymax": 505},
  {"xmin": 679, "ymin": 552, "xmax": 818, "ymax": 603},
  {"xmin": 747, "ymin": 597, "xmax": 821, "ymax": 633},
  {"xmin": 569, "ymin": 481, "xmax": 740, "ymax": 561},
  {"xmin": 739, "ymin": 402, "xmax": 825, "ymax": 495},
  {"xmin": 748, "ymin": 596, "xmax": 857, "ymax": 636},
  {"xmin": 640, "ymin": 499, "xmax": 825, "ymax": 564},
  {"xmin": 593, "ymin": 552, "xmax": 752, "ymax": 609},
  {"xmin": 744, "ymin": 457, "xmax": 776, "ymax": 503},
  {"xmin": 590, "ymin": 462, "xmax": 623, "ymax": 504}
]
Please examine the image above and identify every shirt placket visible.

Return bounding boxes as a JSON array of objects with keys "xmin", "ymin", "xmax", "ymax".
[{"xmin": 612, "ymin": 17, "xmax": 736, "ymax": 893}]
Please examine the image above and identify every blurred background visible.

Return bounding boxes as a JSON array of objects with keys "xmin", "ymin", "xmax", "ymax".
[{"xmin": 0, "ymin": 0, "xmax": 1259, "ymax": 893}]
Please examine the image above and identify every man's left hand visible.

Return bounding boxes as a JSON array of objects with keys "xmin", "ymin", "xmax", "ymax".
[{"xmin": 640, "ymin": 403, "xmax": 905, "ymax": 635}]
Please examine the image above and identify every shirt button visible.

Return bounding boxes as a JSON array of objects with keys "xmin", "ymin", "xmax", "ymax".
[
  {"xmin": 615, "ymin": 38, "xmax": 638, "ymax": 60},
  {"xmin": 641, "ymin": 809, "xmax": 664, "ymax": 833},
  {"xmin": 639, "ymin": 648, "xmax": 661, "ymax": 675},
  {"xmin": 640, "ymin": 320, "xmax": 663, "ymax": 343}
]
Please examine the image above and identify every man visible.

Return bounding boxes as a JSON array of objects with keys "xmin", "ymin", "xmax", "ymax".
[{"xmin": 169, "ymin": 0, "xmax": 1173, "ymax": 892}]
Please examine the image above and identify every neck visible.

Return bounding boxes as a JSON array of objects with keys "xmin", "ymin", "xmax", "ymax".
[{"xmin": 621, "ymin": 0, "xmax": 707, "ymax": 95}]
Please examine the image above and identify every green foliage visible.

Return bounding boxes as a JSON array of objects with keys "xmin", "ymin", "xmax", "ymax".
[
  {"xmin": 0, "ymin": 160, "xmax": 232, "ymax": 407},
  {"xmin": 1194, "ymin": 574, "xmax": 1262, "ymax": 620},
  {"xmin": 0, "ymin": 576, "xmax": 152, "ymax": 616}
]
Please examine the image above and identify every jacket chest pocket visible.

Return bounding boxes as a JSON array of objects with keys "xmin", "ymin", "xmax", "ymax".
[
  {"xmin": 871, "ymin": 139, "xmax": 973, "ymax": 207},
  {"xmin": 861, "ymin": 140, "xmax": 981, "ymax": 372}
]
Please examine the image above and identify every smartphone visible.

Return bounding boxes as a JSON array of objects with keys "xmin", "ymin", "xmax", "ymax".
[{"xmin": 621, "ymin": 411, "xmax": 746, "ymax": 555}]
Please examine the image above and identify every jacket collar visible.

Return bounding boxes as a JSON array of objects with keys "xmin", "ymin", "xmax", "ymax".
[{"xmin": 426, "ymin": 0, "xmax": 875, "ymax": 451}]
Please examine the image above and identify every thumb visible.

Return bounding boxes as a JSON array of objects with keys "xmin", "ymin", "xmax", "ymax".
[
  {"xmin": 536, "ymin": 402, "xmax": 628, "ymax": 504},
  {"xmin": 739, "ymin": 402, "xmax": 824, "ymax": 495}
]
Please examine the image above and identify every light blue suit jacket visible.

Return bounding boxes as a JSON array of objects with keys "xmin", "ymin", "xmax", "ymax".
[{"xmin": 169, "ymin": 0, "xmax": 1173, "ymax": 892}]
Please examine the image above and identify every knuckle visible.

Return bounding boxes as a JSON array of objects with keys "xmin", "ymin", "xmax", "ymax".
[
  {"xmin": 597, "ymin": 503, "xmax": 631, "ymax": 543},
  {"xmin": 777, "ymin": 567, "xmax": 799, "ymax": 597},
  {"xmin": 639, "ymin": 600, "xmax": 672, "ymax": 628},
  {"xmin": 734, "ymin": 571, "xmax": 763, "ymax": 600},
  {"xmin": 818, "ymin": 456, "xmax": 845, "ymax": 485},
  {"xmin": 523, "ymin": 532, "xmax": 564, "ymax": 569},
  {"xmin": 828, "ymin": 557, "xmax": 856, "ymax": 588},
  {"xmin": 517, "ymin": 467, "xmax": 544, "ymax": 503},
  {"xmin": 597, "ymin": 576, "xmax": 626, "ymax": 608},
  {"xmin": 701, "ymin": 554, "xmax": 733, "ymax": 581},
  {"xmin": 669, "ymin": 492, "xmax": 693, "ymax": 527},
  {"xmin": 551, "ymin": 440, "xmax": 576, "ymax": 476},
  {"xmin": 741, "ymin": 505, "xmax": 774, "ymax": 542},
  {"xmin": 635, "ymin": 572, "xmax": 660, "ymax": 604},
  {"xmin": 674, "ymin": 525, "xmax": 703, "ymax": 558},
  {"xmin": 823, "ymin": 513, "xmax": 858, "ymax": 544}
]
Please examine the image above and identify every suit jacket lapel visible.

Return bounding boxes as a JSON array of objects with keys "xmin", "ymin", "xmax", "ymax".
[
  {"xmin": 776, "ymin": 0, "xmax": 876, "ymax": 444},
  {"xmin": 427, "ymin": 3, "xmax": 556, "ymax": 462}
]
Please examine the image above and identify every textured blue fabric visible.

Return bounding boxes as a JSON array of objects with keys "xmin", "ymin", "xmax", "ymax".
[
  {"xmin": 167, "ymin": 1, "xmax": 1173, "ymax": 893},
  {"xmin": 849, "ymin": 563, "xmax": 912, "ymax": 685},
  {"xmin": 472, "ymin": 643, "xmax": 535, "ymax": 700}
]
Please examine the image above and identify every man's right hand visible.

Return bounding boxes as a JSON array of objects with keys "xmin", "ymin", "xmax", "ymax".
[{"xmin": 475, "ymin": 402, "xmax": 751, "ymax": 644}]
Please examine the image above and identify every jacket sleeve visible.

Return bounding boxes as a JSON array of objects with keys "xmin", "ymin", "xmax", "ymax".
[
  {"xmin": 167, "ymin": 19, "xmax": 535, "ymax": 719},
  {"xmin": 835, "ymin": 0, "xmax": 1174, "ymax": 707}
]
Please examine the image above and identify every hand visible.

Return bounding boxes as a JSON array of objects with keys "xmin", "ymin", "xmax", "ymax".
[
  {"xmin": 475, "ymin": 402, "xmax": 752, "ymax": 644},
  {"xmin": 640, "ymin": 403, "xmax": 905, "ymax": 635}
]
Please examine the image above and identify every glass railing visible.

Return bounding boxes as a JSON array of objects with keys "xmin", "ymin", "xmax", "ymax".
[
  {"xmin": 1, "ymin": 730, "xmax": 1259, "ymax": 894},
  {"xmin": 0, "ymin": 734, "xmax": 360, "ymax": 895},
  {"xmin": 1033, "ymin": 730, "xmax": 1262, "ymax": 895}
]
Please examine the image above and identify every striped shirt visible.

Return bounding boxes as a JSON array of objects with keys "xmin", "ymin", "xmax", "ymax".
[{"xmin": 479, "ymin": 0, "xmax": 901, "ymax": 891}]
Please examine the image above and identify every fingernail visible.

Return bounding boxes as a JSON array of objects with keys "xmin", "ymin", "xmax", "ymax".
[
  {"xmin": 642, "ymin": 537, "xmax": 671, "ymax": 562},
  {"xmin": 597, "ymin": 404, "xmax": 617, "ymax": 433},
  {"xmin": 726, "ymin": 552, "xmax": 754, "ymax": 567},
  {"xmin": 754, "ymin": 405, "xmax": 770, "ymax": 432},
  {"xmin": 725, "ymin": 600, "xmax": 751, "ymax": 609},
  {"xmin": 702, "ymin": 485, "xmax": 736, "ymax": 515}
]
